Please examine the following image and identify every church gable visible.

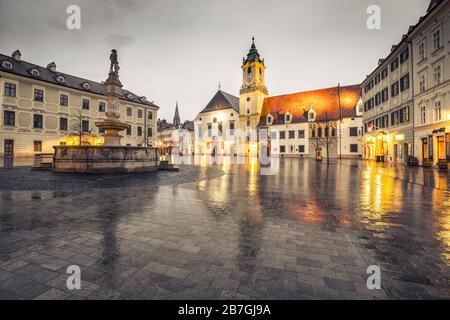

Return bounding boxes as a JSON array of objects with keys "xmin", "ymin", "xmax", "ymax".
[{"xmin": 199, "ymin": 90, "xmax": 240, "ymax": 114}]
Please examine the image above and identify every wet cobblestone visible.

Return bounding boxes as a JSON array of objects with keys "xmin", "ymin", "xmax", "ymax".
[{"xmin": 0, "ymin": 158, "xmax": 449, "ymax": 299}]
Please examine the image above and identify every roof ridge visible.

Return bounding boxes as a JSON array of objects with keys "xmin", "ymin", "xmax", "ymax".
[{"xmin": 265, "ymin": 84, "xmax": 360, "ymax": 100}]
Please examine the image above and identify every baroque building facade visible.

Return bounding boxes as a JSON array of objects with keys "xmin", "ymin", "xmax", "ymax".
[
  {"xmin": 0, "ymin": 50, "xmax": 158, "ymax": 157},
  {"xmin": 193, "ymin": 39, "xmax": 363, "ymax": 158},
  {"xmin": 361, "ymin": 0, "xmax": 450, "ymax": 167},
  {"xmin": 410, "ymin": 0, "xmax": 450, "ymax": 167}
]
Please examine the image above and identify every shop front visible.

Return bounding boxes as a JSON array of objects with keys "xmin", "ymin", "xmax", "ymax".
[{"xmin": 416, "ymin": 125, "xmax": 450, "ymax": 168}]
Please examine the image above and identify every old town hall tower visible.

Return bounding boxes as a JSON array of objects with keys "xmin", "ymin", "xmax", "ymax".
[{"xmin": 239, "ymin": 37, "xmax": 268, "ymax": 155}]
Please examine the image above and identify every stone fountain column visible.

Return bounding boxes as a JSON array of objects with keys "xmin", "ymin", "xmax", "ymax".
[{"xmin": 95, "ymin": 49, "xmax": 130, "ymax": 146}]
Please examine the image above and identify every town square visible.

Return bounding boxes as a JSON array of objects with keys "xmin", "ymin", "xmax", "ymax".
[{"xmin": 0, "ymin": 0, "xmax": 449, "ymax": 303}]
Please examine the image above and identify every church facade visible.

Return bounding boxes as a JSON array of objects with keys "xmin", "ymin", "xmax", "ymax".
[{"xmin": 193, "ymin": 39, "xmax": 363, "ymax": 158}]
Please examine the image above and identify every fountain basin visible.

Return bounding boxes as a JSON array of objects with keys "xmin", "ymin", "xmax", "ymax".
[{"xmin": 53, "ymin": 146, "xmax": 159, "ymax": 173}]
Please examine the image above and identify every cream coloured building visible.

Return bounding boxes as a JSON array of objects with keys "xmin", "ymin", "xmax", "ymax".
[
  {"xmin": 259, "ymin": 85, "xmax": 363, "ymax": 158},
  {"xmin": 194, "ymin": 39, "xmax": 363, "ymax": 158},
  {"xmin": 361, "ymin": 36, "xmax": 414, "ymax": 164},
  {"xmin": 361, "ymin": 0, "xmax": 449, "ymax": 168},
  {"xmin": 0, "ymin": 50, "xmax": 158, "ymax": 157},
  {"xmin": 410, "ymin": 0, "xmax": 450, "ymax": 167}
]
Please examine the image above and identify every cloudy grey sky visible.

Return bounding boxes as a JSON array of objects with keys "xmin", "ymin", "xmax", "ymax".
[{"xmin": 0, "ymin": 0, "xmax": 430, "ymax": 121}]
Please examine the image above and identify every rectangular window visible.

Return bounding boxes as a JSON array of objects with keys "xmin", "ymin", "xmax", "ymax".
[
  {"xmin": 434, "ymin": 64, "xmax": 442, "ymax": 85},
  {"xmin": 419, "ymin": 74, "xmax": 426, "ymax": 93},
  {"xmin": 138, "ymin": 109, "xmax": 143, "ymax": 118},
  {"xmin": 299, "ymin": 145, "xmax": 305, "ymax": 153},
  {"xmin": 271, "ymin": 132, "xmax": 277, "ymax": 140},
  {"xmin": 391, "ymin": 58, "xmax": 399, "ymax": 72},
  {"xmin": 126, "ymin": 126, "xmax": 131, "ymax": 135},
  {"xmin": 381, "ymin": 68, "xmax": 388, "ymax": 79},
  {"xmin": 280, "ymin": 145, "xmax": 286, "ymax": 153},
  {"xmin": 147, "ymin": 127, "xmax": 153, "ymax": 137},
  {"xmin": 4, "ymin": 110, "xmax": 15, "ymax": 126},
  {"xmin": 148, "ymin": 111, "xmax": 153, "ymax": 120},
  {"xmin": 375, "ymin": 92, "xmax": 381, "ymax": 106},
  {"xmin": 137, "ymin": 126, "xmax": 142, "ymax": 136},
  {"xmin": 81, "ymin": 120, "xmax": 89, "ymax": 132},
  {"xmin": 435, "ymin": 101, "xmax": 442, "ymax": 121},
  {"xmin": 288, "ymin": 130, "xmax": 295, "ymax": 139},
  {"xmin": 127, "ymin": 107, "xmax": 132, "ymax": 117},
  {"xmin": 433, "ymin": 27, "xmax": 442, "ymax": 51},
  {"xmin": 391, "ymin": 82, "xmax": 399, "ymax": 97},
  {"xmin": 298, "ymin": 130, "xmax": 305, "ymax": 139},
  {"xmin": 99, "ymin": 102, "xmax": 106, "ymax": 112},
  {"xmin": 400, "ymin": 48, "xmax": 409, "ymax": 64},
  {"xmin": 381, "ymin": 88, "xmax": 389, "ymax": 102},
  {"xmin": 34, "ymin": 89, "xmax": 44, "ymax": 102},
  {"xmin": 4, "ymin": 83, "xmax": 16, "ymax": 97},
  {"xmin": 60, "ymin": 117, "xmax": 68, "ymax": 130},
  {"xmin": 375, "ymin": 74, "xmax": 380, "ymax": 84},
  {"xmin": 418, "ymin": 42, "xmax": 426, "ymax": 61},
  {"xmin": 350, "ymin": 144, "xmax": 358, "ymax": 153},
  {"xmin": 82, "ymin": 99, "xmax": 90, "ymax": 110},
  {"xmin": 33, "ymin": 140, "xmax": 42, "ymax": 152},
  {"xmin": 279, "ymin": 131, "xmax": 285, "ymax": 139},
  {"xmin": 349, "ymin": 127, "xmax": 358, "ymax": 137},
  {"xmin": 420, "ymin": 106, "xmax": 426, "ymax": 124},
  {"xmin": 33, "ymin": 114, "xmax": 43, "ymax": 128},
  {"xmin": 400, "ymin": 74, "xmax": 409, "ymax": 92},
  {"xmin": 60, "ymin": 94, "xmax": 68, "ymax": 106}
]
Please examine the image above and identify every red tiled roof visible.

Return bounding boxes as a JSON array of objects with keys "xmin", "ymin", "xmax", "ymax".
[{"xmin": 259, "ymin": 85, "xmax": 361, "ymax": 126}]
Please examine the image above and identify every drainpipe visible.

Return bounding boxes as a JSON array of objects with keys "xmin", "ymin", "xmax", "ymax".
[{"xmin": 406, "ymin": 39, "xmax": 415, "ymax": 162}]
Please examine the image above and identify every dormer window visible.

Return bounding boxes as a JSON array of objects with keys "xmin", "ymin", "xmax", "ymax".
[
  {"xmin": 140, "ymin": 96, "xmax": 147, "ymax": 102},
  {"xmin": 30, "ymin": 68, "xmax": 40, "ymax": 77},
  {"xmin": 126, "ymin": 93, "xmax": 133, "ymax": 99},
  {"xmin": 1, "ymin": 61, "xmax": 12, "ymax": 70},
  {"xmin": 267, "ymin": 114, "xmax": 273, "ymax": 125},
  {"xmin": 308, "ymin": 109, "xmax": 316, "ymax": 122},
  {"xmin": 82, "ymin": 82, "xmax": 91, "ymax": 90},
  {"xmin": 56, "ymin": 76, "xmax": 65, "ymax": 84},
  {"xmin": 285, "ymin": 112, "xmax": 291, "ymax": 123}
]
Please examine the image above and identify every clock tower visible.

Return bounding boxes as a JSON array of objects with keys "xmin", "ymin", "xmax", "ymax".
[{"xmin": 239, "ymin": 37, "xmax": 268, "ymax": 156}]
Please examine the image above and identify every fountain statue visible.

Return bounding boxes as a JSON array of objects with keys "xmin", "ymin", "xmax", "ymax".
[
  {"xmin": 95, "ymin": 49, "xmax": 129, "ymax": 146},
  {"xmin": 52, "ymin": 49, "xmax": 159, "ymax": 173}
]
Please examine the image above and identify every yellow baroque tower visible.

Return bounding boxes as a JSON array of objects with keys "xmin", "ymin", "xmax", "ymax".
[{"xmin": 239, "ymin": 37, "xmax": 268, "ymax": 156}]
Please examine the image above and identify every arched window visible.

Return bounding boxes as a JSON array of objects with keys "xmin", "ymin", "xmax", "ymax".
[
  {"xmin": 259, "ymin": 68, "xmax": 262, "ymax": 81},
  {"xmin": 332, "ymin": 128, "xmax": 336, "ymax": 137},
  {"xmin": 325, "ymin": 127, "xmax": 329, "ymax": 137},
  {"xmin": 247, "ymin": 67, "xmax": 252, "ymax": 81},
  {"xmin": 247, "ymin": 120, "xmax": 251, "ymax": 127},
  {"xmin": 207, "ymin": 124, "xmax": 212, "ymax": 137},
  {"xmin": 218, "ymin": 123, "xmax": 223, "ymax": 136},
  {"xmin": 311, "ymin": 128, "xmax": 316, "ymax": 138},
  {"xmin": 318, "ymin": 127, "xmax": 322, "ymax": 137}
]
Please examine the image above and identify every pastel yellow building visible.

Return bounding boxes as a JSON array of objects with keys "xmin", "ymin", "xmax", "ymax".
[{"xmin": 0, "ymin": 50, "xmax": 158, "ymax": 157}]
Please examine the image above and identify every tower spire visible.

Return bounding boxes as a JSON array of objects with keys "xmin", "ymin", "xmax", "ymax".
[{"xmin": 173, "ymin": 101, "xmax": 180, "ymax": 128}]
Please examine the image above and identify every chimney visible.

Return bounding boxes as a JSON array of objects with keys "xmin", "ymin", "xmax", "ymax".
[
  {"xmin": 47, "ymin": 62, "xmax": 56, "ymax": 72},
  {"xmin": 12, "ymin": 50, "xmax": 21, "ymax": 61}
]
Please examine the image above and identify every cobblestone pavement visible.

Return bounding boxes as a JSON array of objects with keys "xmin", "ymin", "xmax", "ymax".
[{"xmin": 0, "ymin": 158, "xmax": 449, "ymax": 299}]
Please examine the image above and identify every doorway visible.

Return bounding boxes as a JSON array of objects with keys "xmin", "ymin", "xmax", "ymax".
[{"xmin": 4, "ymin": 140, "xmax": 14, "ymax": 157}]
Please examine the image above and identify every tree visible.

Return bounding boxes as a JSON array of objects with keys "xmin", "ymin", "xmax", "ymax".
[{"xmin": 311, "ymin": 112, "xmax": 337, "ymax": 165}]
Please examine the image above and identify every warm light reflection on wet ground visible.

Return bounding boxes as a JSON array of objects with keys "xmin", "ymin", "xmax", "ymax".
[{"xmin": 0, "ymin": 157, "xmax": 449, "ymax": 299}]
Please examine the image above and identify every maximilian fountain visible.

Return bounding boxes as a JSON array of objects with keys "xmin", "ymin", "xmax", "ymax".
[{"xmin": 52, "ymin": 50, "xmax": 159, "ymax": 173}]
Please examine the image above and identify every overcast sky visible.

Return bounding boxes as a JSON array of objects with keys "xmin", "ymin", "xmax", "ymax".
[{"xmin": 0, "ymin": 0, "xmax": 430, "ymax": 121}]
